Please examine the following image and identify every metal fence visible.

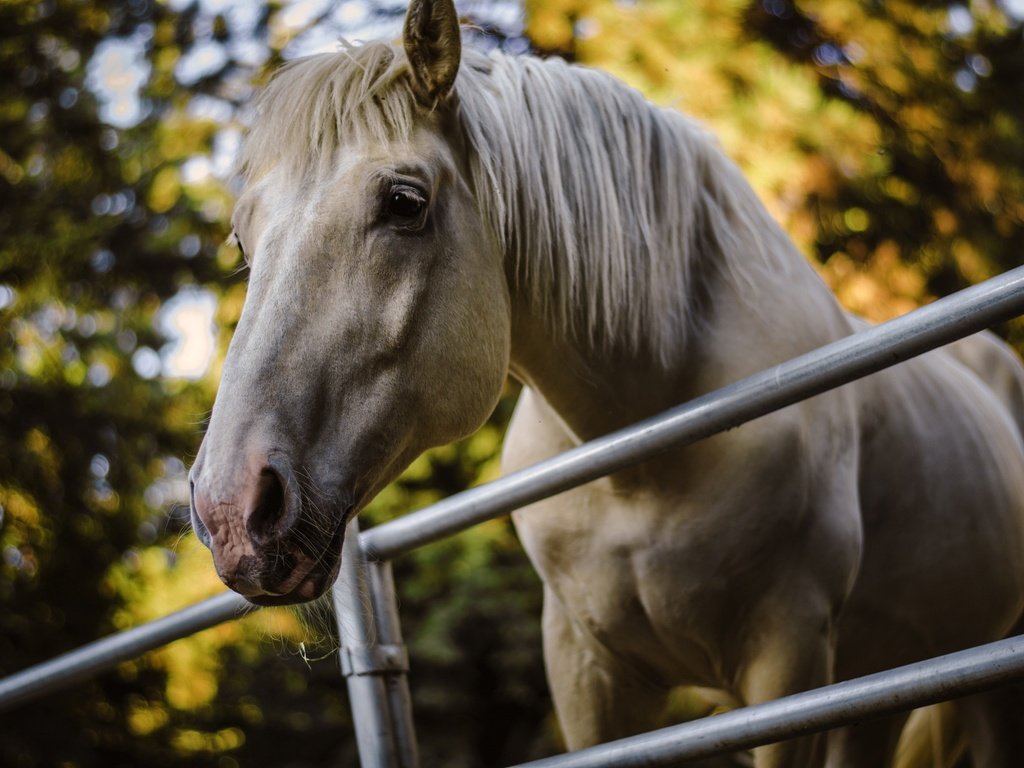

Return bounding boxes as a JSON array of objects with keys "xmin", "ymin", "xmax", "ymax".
[{"xmin": 3, "ymin": 265, "xmax": 1024, "ymax": 767}]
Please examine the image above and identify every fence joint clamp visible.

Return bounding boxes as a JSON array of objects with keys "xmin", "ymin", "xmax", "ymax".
[{"xmin": 340, "ymin": 643, "xmax": 409, "ymax": 677}]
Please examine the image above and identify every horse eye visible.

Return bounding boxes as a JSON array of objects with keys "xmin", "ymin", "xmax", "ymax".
[{"xmin": 387, "ymin": 187, "xmax": 426, "ymax": 219}]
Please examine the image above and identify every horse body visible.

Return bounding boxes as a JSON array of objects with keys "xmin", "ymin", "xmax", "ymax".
[
  {"xmin": 948, "ymin": 330, "xmax": 1024, "ymax": 433},
  {"xmin": 188, "ymin": 1, "xmax": 1024, "ymax": 764},
  {"xmin": 504, "ymin": 198, "xmax": 1024, "ymax": 764}
]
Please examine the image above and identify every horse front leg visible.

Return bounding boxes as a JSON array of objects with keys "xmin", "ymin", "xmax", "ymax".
[
  {"xmin": 540, "ymin": 586, "xmax": 671, "ymax": 750},
  {"xmin": 735, "ymin": 600, "xmax": 836, "ymax": 768}
]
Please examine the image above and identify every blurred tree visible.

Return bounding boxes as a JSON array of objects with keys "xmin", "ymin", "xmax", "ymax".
[
  {"xmin": 525, "ymin": 0, "xmax": 1024, "ymax": 343},
  {"xmin": 0, "ymin": 0, "xmax": 364, "ymax": 764},
  {"xmin": 745, "ymin": 0, "xmax": 1024, "ymax": 339},
  {"xmin": 0, "ymin": 1, "xmax": 256, "ymax": 765},
  {"xmin": 0, "ymin": 2, "xmax": 551, "ymax": 766}
]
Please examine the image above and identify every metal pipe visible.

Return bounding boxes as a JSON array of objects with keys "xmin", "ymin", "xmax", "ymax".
[
  {"xmin": 0, "ymin": 590, "xmax": 252, "ymax": 713},
  {"xmin": 335, "ymin": 519, "xmax": 401, "ymax": 767},
  {"xmin": 366, "ymin": 560, "xmax": 419, "ymax": 767},
  {"xmin": 508, "ymin": 634, "xmax": 1024, "ymax": 767},
  {"xmin": 362, "ymin": 265, "xmax": 1024, "ymax": 561},
  {"xmin": 334, "ymin": 518, "xmax": 418, "ymax": 767}
]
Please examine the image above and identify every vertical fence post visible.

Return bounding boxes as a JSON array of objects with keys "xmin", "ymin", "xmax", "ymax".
[
  {"xmin": 365, "ymin": 558, "xmax": 419, "ymax": 765},
  {"xmin": 333, "ymin": 517, "xmax": 419, "ymax": 768}
]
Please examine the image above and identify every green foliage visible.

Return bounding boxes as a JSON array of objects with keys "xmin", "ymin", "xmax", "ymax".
[
  {"xmin": 0, "ymin": 3, "xmax": 551, "ymax": 765},
  {"xmin": 0, "ymin": 1, "xmax": 354, "ymax": 765},
  {"xmin": 746, "ymin": 0, "xmax": 1024, "ymax": 328},
  {"xmin": 0, "ymin": 1, "xmax": 241, "ymax": 765},
  {"xmin": 2, "ymin": 1, "xmax": 1023, "ymax": 766}
]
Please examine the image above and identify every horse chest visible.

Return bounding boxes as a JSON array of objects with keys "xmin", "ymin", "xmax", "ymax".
[
  {"xmin": 512, "ymin": 476, "xmax": 814, "ymax": 687},
  {"xmin": 505, "ymin": 387, "xmax": 863, "ymax": 687}
]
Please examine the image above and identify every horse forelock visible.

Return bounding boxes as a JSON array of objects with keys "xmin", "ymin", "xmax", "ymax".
[
  {"xmin": 239, "ymin": 40, "xmax": 796, "ymax": 368},
  {"xmin": 237, "ymin": 41, "xmax": 418, "ymax": 184}
]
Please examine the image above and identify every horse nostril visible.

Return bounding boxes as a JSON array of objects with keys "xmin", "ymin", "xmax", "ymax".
[
  {"xmin": 193, "ymin": 512, "xmax": 212, "ymax": 548},
  {"xmin": 245, "ymin": 464, "xmax": 294, "ymax": 545},
  {"xmin": 189, "ymin": 476, "xmax": 213, "ymax": 548}
]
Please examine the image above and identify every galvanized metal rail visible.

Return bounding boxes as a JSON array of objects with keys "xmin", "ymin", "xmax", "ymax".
[
  {"xmin": 361, "ymin": 264, "xmax": 1024, "ymax": 561},
  {"xmin": 0, "ymin": 590, "xmax": 252, "ymax": 713},
  {"xmin": 2, "ymin": 265, "xmax": 1024, "ymax": 767},
  {"xmin": 509, "ymin": 634, "xmax": 1024, "ymax": 767}
]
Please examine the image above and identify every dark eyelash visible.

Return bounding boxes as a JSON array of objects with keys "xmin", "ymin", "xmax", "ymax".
[{"xmin": 229, "ymin": 231, "xmax": 247, "ymax": 262}]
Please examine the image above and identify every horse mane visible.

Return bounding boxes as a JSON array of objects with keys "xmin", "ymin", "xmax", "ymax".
[{"xmin": 239, "ymin": 41, "xmax": 796, "ymax": 366}]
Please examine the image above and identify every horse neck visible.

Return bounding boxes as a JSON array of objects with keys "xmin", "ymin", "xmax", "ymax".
[
  {"xmin": 505, "ymin": 271, "xmax": 720, "ymax": 445},
  {"xmin": 506, "ymin": 216, "xmax": 851, "ymax": 446},
  {"xmin": 484, "ymin": 59, "xmax": 852, "ymax": 441}
]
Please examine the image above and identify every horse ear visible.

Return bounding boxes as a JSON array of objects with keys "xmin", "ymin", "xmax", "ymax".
[{"xmin": 403, "ymin": 0, "xmax": 462, "ymax": 107}]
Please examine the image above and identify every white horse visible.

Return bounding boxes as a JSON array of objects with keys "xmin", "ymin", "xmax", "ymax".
[{"xmin": 187, "ymin": 1, "xmax": 1024, "ymax": 764}]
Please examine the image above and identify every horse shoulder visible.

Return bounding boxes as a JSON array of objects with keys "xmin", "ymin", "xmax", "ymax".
[{"xmin": 501, "ymin": 386, "xmax": 599, "ymax": 575}]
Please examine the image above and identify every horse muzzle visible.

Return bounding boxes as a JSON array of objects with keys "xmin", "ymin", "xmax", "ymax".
[{"xmin": 188, "ymin": 454, "xmax": 348, "ymax": 605}]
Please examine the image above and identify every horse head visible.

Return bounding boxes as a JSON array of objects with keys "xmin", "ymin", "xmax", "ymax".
[{"xmin": 189, "ymin": 0, "xmax": 509, "ymax": 605}]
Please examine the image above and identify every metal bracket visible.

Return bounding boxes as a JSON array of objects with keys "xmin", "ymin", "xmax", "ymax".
[{"xmin": 340, "ymin": 643, "xmax": 409, "ymax": 677}]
